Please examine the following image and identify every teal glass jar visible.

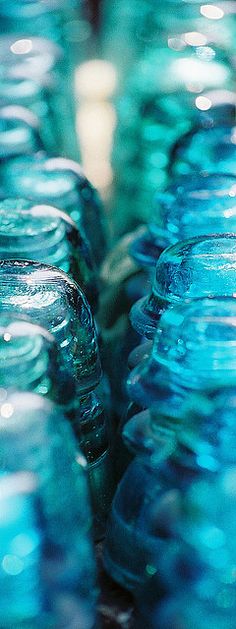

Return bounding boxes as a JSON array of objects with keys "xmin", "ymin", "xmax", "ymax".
[
  {"xmin": 0, "ymin": 391, "xmax": 98, "ymax": 628},
  {"xmin": 105, "ymin": 381, "xmax": 236, "ymax": 594},
  {"xmin": 0, "ymin": 261, "xmax": 113, "ymax": 537},
  {"xmin": 0, "ymin": 1, "xmax": 90, "ymax": 67},
  {"xmin": 126, "ymin": 297, "xmax": 236, "ymax": 457},
  {"xmin": 112, "ymin": 39, "xmax": 233, "ymax": 235},
  {"xmin": 130, "ymin": 234, "xmax": 236, "ymax": 339},
  {"xmin": 0, "ymin": 260, "xmax": 101, "ymax": 392},
  {"xmin": 0, "ymin": 154, "xmax": 107, "ymax": 267},
  {"xmin": 102, "ymin": 0, "xmax": 236, "ymax": 88},
  {"xmin": 134, "ymin": 461, "xmax": 236, "ymax": 629},
  {"xmin": 0, "ymin": 472, "xmax": 47, "ymax": 627},
  {"xmin": 0, "ymin": 73, "xmax": 61, "ymax": 155},
  {"xmin": 0, "ymin": 35, "xmax": 78, "ymax": 159},
  {"xmin": 170, "ymin": 123, "xmax": 236, "ymax": 177},
  {"xmin": 0, "ymin": 198, "xmax": 98, "ymax": 311},
  {"xmin": 0, "ymin": 104, "xmax": 43, "ymax": 160},
  {"xmin": 0, "ymin": 312, "xmax": 78, "ymax": 422},
  {"xmin": 0, "ymin": 0, "xmax": 74, "ymax": 43},
  {"xmin": 104, "ymin": 433, "xmax": 218, "ymax": 592},
  {"xmin": 98, "ymin": 228, "xmax": 144, "ymax": 422},
  {"xmin": 130, "ymin": 172, "xmax": 236, "ymax": 273}
]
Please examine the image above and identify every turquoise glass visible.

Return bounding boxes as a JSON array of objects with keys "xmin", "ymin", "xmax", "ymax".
[
  {"xmin": 134, "ymin": 463, "xmax": 236, "ymax": 629},
  {"xmin": 0, "ymin": 391, "xmax": 98, "ymax": 628},
  {"xmin": 104, "ymin": 435, "xmax": 218, "ymax": 592},
  {"xmin": 112, "ymin": 38, "xmax": 233, "ymax": 235},
  {"xmin": 0, "ymin": 1, "xmax": 90, "ymax": 67},
  {"xmin": 178, "ymin": 387, "xmax": 236, "ymax": 467},
  {"xmin": 126, "ymin": 298, "xmax": 236, "ymax": 455},
  {"xmin": 0, "ymin": 261, "xmax": 113, "ymax": 537},
  {"xmin": 0, "ymin": 472, "xmax": 47, "ymax": 627},
  {"xmin": 0, "ymin": 154, "xmax": 107, "ymax": 266},
  {"xmin": 0, "ymin": 313, "xmax": 76, "ymax": 413},
  {"xmin": 0, "ymin": 260, "xmax": 101, "ymax": 392},
  {"xmin": 130, "ymin": 172, "xmax": 236, "ymax": 271},
  {"xmin": 105, "ymin": 379, "xmax": 236, "ymax": 594},
  {"xmin": 0, "ymin": 1, "xmax": 74, "ymax": 42},
  {"xmin": 0, "ymin": 198, "xmax": 98, "ymax": 311},
  {"xmin": 99, "ymin": 229, "xmax": 144, "ymax": 422},
  {"xmin": 0, "ymin": 73, "xmax": 62, "ymax": 155},
  {"xmin": 0, "ymin": 104, "xmax": 43, "ymax": 159},
  {"xmin": 171, "ymin": 124, "xmax": 236, "ymax": 177},
  {"xmin": 0, "ymin": 35, "xmax": 78, "ymax": 159},
  {"xmin": 102, "ymin": 0, "xmax": 236, "ymax": 87},
  {"xmin": 130, "ymin": 234, "xmax": 236, "ymax": 339}
]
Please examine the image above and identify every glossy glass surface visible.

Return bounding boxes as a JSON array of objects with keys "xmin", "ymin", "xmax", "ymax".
[
  {"xmin": 171, "ymin": 124, "xmax": 236, "ymax": 177},
  {"xmin": 0, "ymin": 312, "xmax": 77, "ymax": 420},
  {"xmin": 149, "ymin": 172, "xmax": 236, "ymax": 245},
  {"xmin": 112, "ymin": 40, "xmax": 233, "ymax": 235},
  {"xmin": 0, "ymin": 104, "xmax": 42, "ymax": 161},
  {"xmin": 79, "ymin": 391, "xmax": 115, "ymax": 540},
  {"xmin": 0, "ymin": 392, "xmax": 97, "ymax": 628},
  {"xmin": 0, "ymin": 264, "xmax": 112, "ymax": 533},
  {"xmin": 0, "ymin": 199, "xmax": 98, "ymax": 311},
  {"xmin": 130, "ymin": 234, "xmax": 236, "ymax": 339},
  {"xmin": 104, "ymin": 441, "xmax": 217, "ymax": 592},
  {"xmin": 0, "ymin": 473, "xmax": 44, "ymax": 626},
  {"xmin": 130, "ymin": 171, "xmax": 236, "ymax": 275},
  {"xmin": 0, "ymin": 35, "xmax": 77, "ymax": 158},
  {"xmin": 0, "ymin": 154, "xmax": 107, "ymax": 266},
  {"xmin": 0, "ymin": 260, "xmax": 101, "ymax": 394},
  {"xmin": 102, "ymin": 0, "xmax": 236, "ymax": 85},
  {"xmin": 135, "ymin": 464, "xmax": 236, "ymax": 629},
  {"xmin": 126, "ymin": 298, "xmax": 236, "ymax": 454}
]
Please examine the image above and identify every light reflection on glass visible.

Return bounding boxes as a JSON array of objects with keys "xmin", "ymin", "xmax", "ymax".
[
  {"xmin": 200, "ymin": 4, "xmax": 225, "ymax": 19},
  {"xmin": 10, "ymin": 39, "xmax": 33, "ymax": 55}
]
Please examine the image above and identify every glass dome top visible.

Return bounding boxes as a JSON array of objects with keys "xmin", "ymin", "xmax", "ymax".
[
  {"xmin": 150, "ymin": 172, "xmax": 236, "ymax": 243},
  {"xmin": 0, "ymin": 198, "xmax": 98, "ymax": 310},
  {"xmin": 128, "ymin": 297, "xmax": 236, "ymax": 409},
  {"xmin": 0, "ymin": 154, "xmax": 107, "ymax": 267},
  {"xmin": 130, "ymin": 234, "xmax": 236, "ymax": 338},
  {"xmin": 171, "ymin": 124, "xmax": 236, "ymax": 176},
  {"xmin": 0, "ymin": 260, "xmax": 101, "ymax": 393}
]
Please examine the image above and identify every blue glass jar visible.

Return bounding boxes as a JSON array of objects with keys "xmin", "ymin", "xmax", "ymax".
[
  {"xmin": 0, "ymin": 472, "xmax": 47, "ymax": 627},
  {"xmin": 112, "ymin": 35, "xmax": 233, "ymax": 235},
  {"xmin": 0, "ymin": 35, "xmax": 78, "ymax": 159},
  {"xmin": 130, "ymin": 172, "xmax": 236, "ymax": 273},
  {"xmin": 105, "ymin": 379, "xmax": 236, "ymax": 594},
  {"xmin": 0, "ymin": 198, "xmax": 98, "ymax": 311},
  {"xmin": 102, "ymin": 0, "xmax": 236, "ymax": 89},
  {"xmin": 0, "ymin": 0, "xmax": 74, "ymax": 43},
  {"xmin": 0, "ymin": 391, "xmax": 98, "ymax": 628},
  {"xmin": 0, "ymin": 1, "xmax": 90, "ymax": 67},
  {"xmin": 0, "ymin": 154, "xmax": 107, "ymax": 267},
  {"xmin": 134, "ymin": 461, "xmax": 236, "ymax": 629},
  {"xmin": 0, "ymin": 103, "xmax": 43, "ymax": 162},
  {"xmin": 99, "ymin": 228, "xmax": 145, "ymax": 422},
  {"xmin": 0, "ymin": 73, "xmax": 60, "ymax": 155},
  {"xmin": 0, "ymin": 260, "xmax": 113, "ymax": 537},
  {"xmin": 170, "ymin": 124, "xmax": 236, "ymax": 177},
  {"xmin": 126, "ymin": 297, "xmax": 236, "ymax": 456},
  {"xmin": 0, "ymin": 260, "xmax": 101, "ymax": 391},
  {"xmin": 0, "ymin": 312, "xmax": 78, "ymax": 422},
  {"xmin": 130, "ymin": 234, "xmax": 236, "ymax": 340},
  {"xmin": 104, "ymin": 433, "xmax": 218, "ymax": 592}
]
